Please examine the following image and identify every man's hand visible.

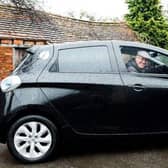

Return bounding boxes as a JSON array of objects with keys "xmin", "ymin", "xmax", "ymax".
[{"xmin": 154, "ymin": 65, "xmax": 168, "ymax": 74}]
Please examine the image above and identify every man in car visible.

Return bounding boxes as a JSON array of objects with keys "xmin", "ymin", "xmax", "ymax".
[
  {"xmin": 126, "ymin": 51, "xmax": 168, "ymax": 74},
  {"xmin": 126, "ymin": 51, "xmax": 149, "ymax": 73}
]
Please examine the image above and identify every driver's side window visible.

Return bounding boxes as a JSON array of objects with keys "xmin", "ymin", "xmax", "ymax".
[{"xmin": 120, "ymin": 46, "xmax": 168, "ymax": 74}]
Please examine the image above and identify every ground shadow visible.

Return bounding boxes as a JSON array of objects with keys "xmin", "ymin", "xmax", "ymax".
[{"xmin": 58, "ymin": 134, "xmax": 168, "ymax": 159}]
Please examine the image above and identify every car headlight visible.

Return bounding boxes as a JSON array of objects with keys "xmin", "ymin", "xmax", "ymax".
[{"xmin": 0, "ymin": 75, "xmax": 21, "ymax": 93}]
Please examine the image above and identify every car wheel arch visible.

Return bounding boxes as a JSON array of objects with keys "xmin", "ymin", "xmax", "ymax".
[{"xmin": 5, "ymin": 105, "xmax": 65, "ymax": 138}]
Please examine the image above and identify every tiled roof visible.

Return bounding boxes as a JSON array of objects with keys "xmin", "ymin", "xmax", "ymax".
[{"xmin": 0, "ymin": 5, "xmax": 138, "ymax": 43}]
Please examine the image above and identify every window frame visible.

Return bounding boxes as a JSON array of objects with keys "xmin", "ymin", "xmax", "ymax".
[
  {"xmin": 49, "ymin": 43, "xmax": 117, "ymax": 74},
  {"xmin": 120, "ymin": 46, "xmax": 166, "ymax": 67},
  {"xmin": 112, "ymin": 40, "xmax": 168, "ymax": 77}
]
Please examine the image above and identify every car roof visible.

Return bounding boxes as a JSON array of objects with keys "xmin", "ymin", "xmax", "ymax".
[
  {"xmin": 52, "ymin": 40, "xmax": 168, "ymax": 55},
  {"xmin": 53, "ymin": 40, "xmax": 111, "ymax": 48}
]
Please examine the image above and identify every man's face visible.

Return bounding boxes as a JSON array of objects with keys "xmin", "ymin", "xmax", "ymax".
[{"xmin": 135, "ymin": 55, "xmax": 147, "ymax": 69}]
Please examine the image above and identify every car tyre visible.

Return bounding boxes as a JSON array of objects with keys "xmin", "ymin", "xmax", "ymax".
[{"xmin": 7, "ymin": 115, "xmax": 59, "ymax": 163}]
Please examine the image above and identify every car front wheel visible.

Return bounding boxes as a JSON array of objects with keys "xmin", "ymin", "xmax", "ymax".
[{"xmin": 7, "ymin": 115, "xmax": 59, "ymax": 163}]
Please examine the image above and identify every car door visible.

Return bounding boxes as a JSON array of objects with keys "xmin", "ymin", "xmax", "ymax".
[
  {"xmin": 113, "ymin": 41, "xmax": 168, "ymax": 133},
  {"xmin": 38, "ymin": 41, "xmax": 127, "ymax": 134}
]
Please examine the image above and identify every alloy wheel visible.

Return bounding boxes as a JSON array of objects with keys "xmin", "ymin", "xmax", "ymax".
[{"xmin": 14, "ymin": 121, "xmax": 52, "ymax": 160}]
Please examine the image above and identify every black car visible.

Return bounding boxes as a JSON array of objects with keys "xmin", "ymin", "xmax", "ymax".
[{"xmin": 1, "ymin": 40, "xmax": 168, "ymax": 163}]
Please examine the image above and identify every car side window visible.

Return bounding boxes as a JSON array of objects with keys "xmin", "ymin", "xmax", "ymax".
[
  {"xmin": 120, "ymin": 46, "xmax": 168, "ymax": 74},
  {"xmin": 57, "ymin": 46, "xmax": 112, "ymax": 73}
]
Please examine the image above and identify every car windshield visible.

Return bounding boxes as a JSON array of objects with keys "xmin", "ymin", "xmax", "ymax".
[
  {"xmin": 13, "ymin": 46, "xmax": 50, "ymax": 74},
  {"xmin": 16, "ymin": 53, "xmax": 39, "ymax": 73},
  {"xmin": 152, "ymin": 52, "xmax": 168, "ymax": 66},
  {"xmin": 13, "ymin": 50, "xmax": 38, "ymax": 74}
]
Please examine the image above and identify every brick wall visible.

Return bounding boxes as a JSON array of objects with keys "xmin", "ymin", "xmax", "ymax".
[{"xmin": 0, "ymin": 46, "xmax": 13, "ymax": 80}]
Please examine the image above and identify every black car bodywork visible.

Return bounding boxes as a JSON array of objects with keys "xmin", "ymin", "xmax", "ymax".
[{"xmin": 1, "ymin": 40, "xmax": 168, "ymax": 162}]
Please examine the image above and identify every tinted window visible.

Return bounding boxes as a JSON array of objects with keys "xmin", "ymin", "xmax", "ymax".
[{"xmin": 58, "ymin": 46, "xmax": 111, "ymax": 73}]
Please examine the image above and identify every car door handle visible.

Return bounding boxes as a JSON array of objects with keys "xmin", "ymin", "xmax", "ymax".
[{"xmin": 132, "ymin": 84, "xmax": 145, "ymax": 92}]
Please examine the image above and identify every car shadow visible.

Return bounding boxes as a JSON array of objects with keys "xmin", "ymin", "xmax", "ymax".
[{"xmin": 58, "ymin": 134, "xmax": 168, "ymax": 158}]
